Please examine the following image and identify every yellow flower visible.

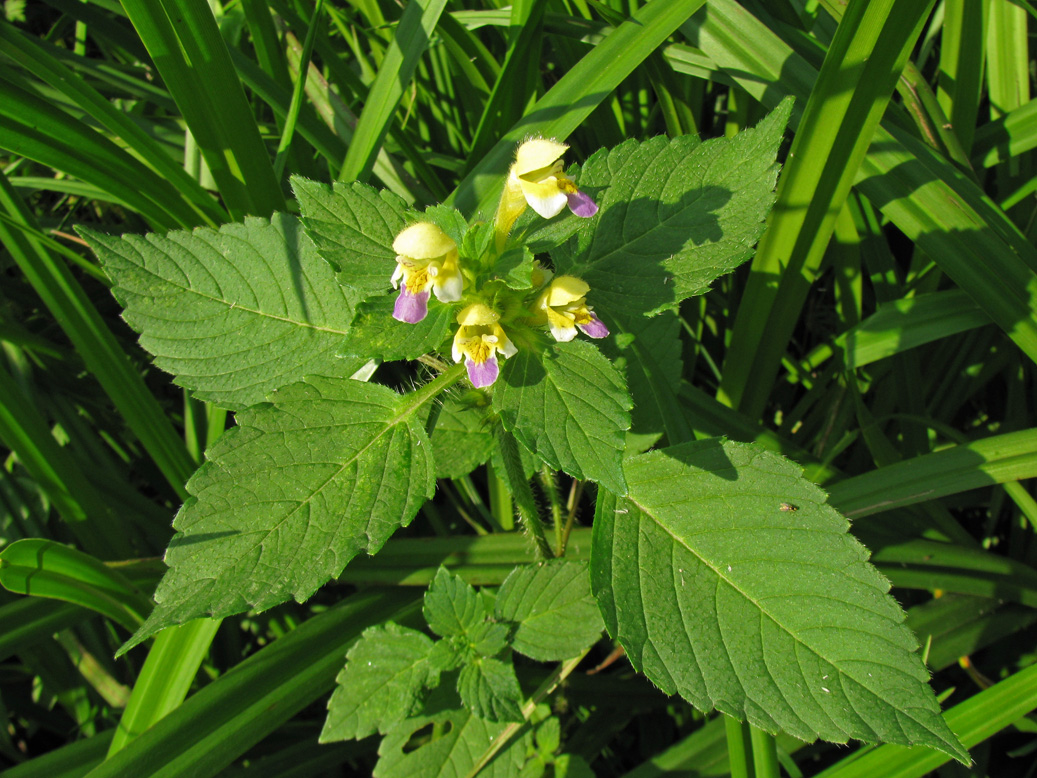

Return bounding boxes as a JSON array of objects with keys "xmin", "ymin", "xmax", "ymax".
[
  {"xmin": 494, "ymin": 138, "xmax": 597, "ymax": 244},
  {"xmin": 535, "ymin": 275, "xmax": 609, "ymax": 342},
  {"xmin": 390, "ymin": 223, "xmax": 463, "ymax": 323},
  {"xmin": 451, "ymin": 303, "xmax": 517, "ymax": 388}
]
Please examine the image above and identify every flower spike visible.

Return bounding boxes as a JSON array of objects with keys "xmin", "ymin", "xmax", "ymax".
[
  {"xmin": 390, "ymin": 223, "xmax": 463, "ymax": 323},
  {"xmin": 451, "ymin": 303, "xmax": 517, "ymax": 388},
  {"xmin": 535, "ymin": 275, "xmax": 609, "ymax": 342}
]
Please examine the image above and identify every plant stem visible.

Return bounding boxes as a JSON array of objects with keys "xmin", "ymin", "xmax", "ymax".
[
  {"xmin": 487, "ymin": 464, "xmax": 515, "ymax": 531},
  {"xmin": 725, "ymin": 716, "xmax": 756, "ymax": 778},
  {"xmin": 538, "ymin": 466, "xmax": 565, "ymax": 552},
  {"xmin": 750, "ymin": 726, "xmax": 780, "ymax": 778},
  {"xmin": 494, "ymin": 427, "xmax": 553, "ymax": 558}
]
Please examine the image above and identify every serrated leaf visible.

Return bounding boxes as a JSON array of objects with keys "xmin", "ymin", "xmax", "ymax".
[
  {"xmin": 322, "ymin": 622, "xmax": 437, "ymax": 742},
  {"xmin": 375, "ymin": 699, "xmax": 531, "ymax": 778},
  {"xmin": 492, "ymin": 245, "xmax": 537, "ymax": 289},
  {"xmin": 556, "ymin": 102, "xmax": 789, "ymax": 317},
  {"xmin": 468, "ymin": 620, "xmax": 511, "ymax": 658},
  {"xmin": 591, "ymin": 438, "xmax": 968, "ymax": 762},
  {"xmin": 293, "ymin": 177, "xmax": 409, "ymax": 301},
  {"xmin": 430, "ymin": 393, "xmax": 495, "ymax": 479},
  {"xmin": 495, "ymin": 561, "xmax": 603, "ymax": 662},
  {"xmin": 123, "ymin": 376, "xmax": 436, "ymax": 651},
  {"xmin": 458, "ymin": 656, "xmax": 524, "ymax": 723},
  {"xmin": 494, "ymin": 340, "xmax": 632, "ymax": 495},
  {"xmin": 428, "ymin": 638, "xmax": 464, "ymax": 674},
  {"xmin": 340, "ymin": 294, "xmax": 453, "ymax": 360},
  {"xmin": 81, "ymin": 215, "xmax": 362, "ymax": 410},
  {"xmin": 422, "ymin": 204, "xmax": 470, "ymax": 248},
  {"xmin": 424, "ymin": 567, "xmax": 486, "ymax": 639}
]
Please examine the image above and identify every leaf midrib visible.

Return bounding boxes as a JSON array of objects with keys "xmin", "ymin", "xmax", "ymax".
[{"xmin": 622, "ymin": 490, "xmax": 950, "ymax": 746}]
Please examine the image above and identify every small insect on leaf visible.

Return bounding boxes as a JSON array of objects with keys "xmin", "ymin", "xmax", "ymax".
[{"xmin": 779, "ymin": 502, "xmax": 799, "ymax": 512}]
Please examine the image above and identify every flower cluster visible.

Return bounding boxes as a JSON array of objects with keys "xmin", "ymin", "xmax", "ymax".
[{"xmin": 389, "ymin": 138, "xmax": 606, "ymax": 387}]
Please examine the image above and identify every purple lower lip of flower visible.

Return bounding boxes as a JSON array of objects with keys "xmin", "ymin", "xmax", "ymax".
[
  {"xmin": 466, "ymin": 356, "xmax": 499, "ymax": 388},
  {"xmin": 392, "ymin": 288, "xmax": 430, "ymax": 323},
  {"xmin": 578, "ymin": 315, "xmax": 609, "ymax": 339},
  {"xmin": 567, "ymin": 190, "xmax": 598, "ymax": 218}
]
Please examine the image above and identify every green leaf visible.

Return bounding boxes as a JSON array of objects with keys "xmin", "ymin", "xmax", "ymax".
[
  {"xmin": 423, "ymin": 566, "xmax": 486, "ymax": 639},
  {"xmin": 375, "ymin": 696, "xmax": 532, "ymax": 778},
  {"xmin": 458, "ymin": 656, "xmax": 524, "ymax": 723},
  {"xmin": 555, "ymin": 100, "xmax": 790, "ymax": 317},
  {"xmin": 294, "ymin": 177, "xmax": 410, "ymax": 303},
  {"xmin": 123, "ymin": 376, "xmax": 437, "ymax": 652},
  {"xmin": 492, "ymin": 245, "xmax": 537, "ymax": 290},
  {"xmin": 322, "ymin": 622, "xmax": 437, "ymax": 742},
  {"xmin": 430, "ymin": 392, "xmax": 494, "ymax": 479},
  {"xmin": 468, "ymin": 620, "xmax": 511, "ymax": 658},
  {"xmin": 495, "ymin": 560, "xmax": 604, "ymax": 662},
  {"xmin": 0, "ymin": 539, "xmax": 151, "ymax": 632},
  {"xmin": 340, "ymin": 294, "xmax": 453, "ymax": 361},
  {"xmin": 81, "ymin": 214, "xmax": 361, "ymax": 410},
  {"xmin": 591, "ymin": 438, "xmax": 968, "ymax": 762},
  {"xmin": 422, "ymin": 204, "xmax": 470, "ymax": 249},
  {"xmin": 494, "ymin": 340, "xmax": 631, "ymax": 495}
]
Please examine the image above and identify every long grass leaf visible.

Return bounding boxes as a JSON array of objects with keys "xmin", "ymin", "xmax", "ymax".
[
  {"xmin": 84, "ymin": 590, "xmax": 418, "ymax": 778},
  {"xmin": 715, "ymin": 0, "xmax": 936, "ymax": 417},
  {"xmin": 119, "ymin": 0, "xmax": 284, "ymax": 217},
  {"xmin": 0, "ymin": 172, "xmax": 194, "ymax": 498},
  {"xmin": 0, "ymin": 20, "xmax": 223, "ymax": 227},
  {"xmin": 686, "ymin": 0, "xmax": 1037, "ymax": 369},
  {"xmin": 107, "ymin": 619, "xmax": 221, "ymax": 756},
  {"xmin": 338, "ymin": 0, "xmax": 449, "ymax": 183},
  {"xmin": 0, "ymin": 77, "xmax": 188, "ymax": 229}
]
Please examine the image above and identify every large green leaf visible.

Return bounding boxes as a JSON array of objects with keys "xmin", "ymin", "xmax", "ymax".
[
  {"xmin": 591, "ymin": 438, "xmax": 967, "ymax": 762},
  {"xmin": 294, "ymin": 177, "xmax": 410, "ymax": 302},
  {"xmin": 493, "ymin": 340, "xmax": 632, "ymax": 495},
  {"xmin": 123, "ymin": 375, "xmax": 440, "ymax": 651},
  {"xmin": 82, "ymin": 215, "xmax": 361, "ymax": 410},
  {"xmin": 555, "ymin": 99, "xmax": 790, "ymax": 318}
]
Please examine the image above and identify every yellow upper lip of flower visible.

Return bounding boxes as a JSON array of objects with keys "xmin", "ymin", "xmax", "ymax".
[
  {"xmin": 456, "ymin": 302, "xmax": 500, "ymax": 327},
  {"xmin": 512, "ymin": 138, "xmax": 569, "ymax": 179},
  {"xmin": 541, "ymin": 276, "xmax": 590, "ymax": 309},
  {"xmin": 392, "ymin": 222, "xmax": 456, "ymax": 259}
]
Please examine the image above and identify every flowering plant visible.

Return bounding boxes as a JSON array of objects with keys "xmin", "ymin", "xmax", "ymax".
[{"xmin": 82, "ymin": 99, "xmax": 965, "ymax": 773}]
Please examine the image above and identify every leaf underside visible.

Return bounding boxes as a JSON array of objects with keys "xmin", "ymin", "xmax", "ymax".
[
  {"xmin": 122, "ymin": 376, "xmax": 435, "ymax": 652},
  {"xmin": 591, "ymin": 438, "xmax": 968, "ymax": 763}
]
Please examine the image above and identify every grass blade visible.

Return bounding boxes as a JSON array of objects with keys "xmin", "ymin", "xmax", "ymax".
[
  {"xmin": 338, "ymin": 0, "xmax": 449, "ymax": 183},
  {"xmin": 715, "ymin": 0, "xmax": 936, "ymax": 417}
]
